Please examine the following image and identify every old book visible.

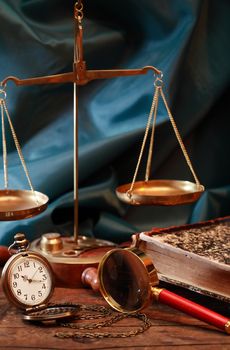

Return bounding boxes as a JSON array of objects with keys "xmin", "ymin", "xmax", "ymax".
[{"xmin": 136, "ymin": 216, "xmax": 230, "ymax": 302}]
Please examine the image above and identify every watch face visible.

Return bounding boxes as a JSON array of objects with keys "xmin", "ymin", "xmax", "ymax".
[{"xmin": 6, "ymin": 254, "xmax": 53, "ymax": 307}]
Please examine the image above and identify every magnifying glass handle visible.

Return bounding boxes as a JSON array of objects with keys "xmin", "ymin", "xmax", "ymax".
[
  {"xmin": 153, "ymin": 288, "xmax": 230, "ymax": 334},
  {"xmin": 81, "ymin": 267, "xmax": 100, "ymax": 291}
]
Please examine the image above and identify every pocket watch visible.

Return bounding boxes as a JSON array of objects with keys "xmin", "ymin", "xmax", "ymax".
[{"xmin": 1, "ymin": 233, "xmax": 78, "ymax": 322}]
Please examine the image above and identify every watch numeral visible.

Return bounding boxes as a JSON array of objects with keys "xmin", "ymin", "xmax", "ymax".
[
  {"xmin": 24, "ymin": 261, "xmax": 30, "ymax": 268},
  {"xmin": 42, "ymin": 283, "xmax": 46, "ymax": 289},
  {"xmin": 31, "ymin": 295, "xmax": 36, "ymax": 301},
  {"xmin": 13, "ymin": 273, "xmax": 19, "ymax": 279},
  {"xmin": 13, "ymin": 282, "xmax": 17, "ymax": 288},
  {"xmin": 38, "ymin": 267, "xmax": 43, "ymax": 273},
  {"xmin": 33, "ymin": 262, "xmax": 36, "ymax": 268},
  {"xmin": 17, "ymin": 265, "xmax": 22, "ymax": 272},
  {"xmin": 17, "ymin": 289, "xmax": 22, "ymax": 296},
  {"xmin": 38, "ymin": 291, "xmax": 42, "ymax": 297},
  {"xmin": 24, "ymin": 294, "xmax": 28, "ymax": 301},
  {"xmin": 42, "ymin": 274, "xmax": 47, "ymax": 281}
]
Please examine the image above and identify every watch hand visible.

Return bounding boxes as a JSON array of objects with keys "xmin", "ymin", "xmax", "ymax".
[
  {"xmin": 30, "ymin": 279, "xmax": 43, "ymax": 283},
  {"xmin": 29, "ymin": 268, "xmax": 39, "ymax": 282},
  {"xmin": 21, "ymin": 275, "xmax": 30, "ymax": 282}
]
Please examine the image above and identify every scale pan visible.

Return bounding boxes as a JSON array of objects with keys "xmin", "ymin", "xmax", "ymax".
[
  {"xmin": 0, "ymin": 189, "xmax": 49, "ymax": 221},
  {"xmin": 116, "ymin": 180, "xmax": 204, "ymax": 206}
]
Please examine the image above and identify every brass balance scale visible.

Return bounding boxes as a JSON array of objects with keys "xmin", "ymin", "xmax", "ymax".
[{"xmin": 0, "ymin": 1, "xmax": 204, "ymax": 287}]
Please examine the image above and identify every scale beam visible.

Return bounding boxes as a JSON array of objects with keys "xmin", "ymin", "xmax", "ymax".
[{"xmin": 1, "ymin": 66, "xmax": 162, "ymax": 87}]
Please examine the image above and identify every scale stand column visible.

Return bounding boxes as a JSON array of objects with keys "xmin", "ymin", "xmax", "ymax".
[
  {"xmin": 73, "ymin": 2, "xmax": 80, "ymax": 244},
  {"xmin": 73, "ymin": 82, "xmax": 78, "ymax": 243}
]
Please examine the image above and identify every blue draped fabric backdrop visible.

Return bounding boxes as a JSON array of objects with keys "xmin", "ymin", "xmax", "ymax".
[{"xmin": 0, "ymin": 0, "xmax": 229, "ymax": 245}]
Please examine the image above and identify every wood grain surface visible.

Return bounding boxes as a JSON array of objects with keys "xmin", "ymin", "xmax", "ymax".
[{"xmin": 0, "ymin": 280, "xmax": 229, "ymax": 350}]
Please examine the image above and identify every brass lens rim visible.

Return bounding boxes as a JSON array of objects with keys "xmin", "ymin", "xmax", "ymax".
[{"xmin": 98, "ymin": 247, "xmax": 158, "ymax": 313}]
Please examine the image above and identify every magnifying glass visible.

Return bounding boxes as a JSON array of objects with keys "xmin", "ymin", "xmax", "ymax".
[{"xmin": 82, "ymin": 248, "xmax": 230, "ymax": 334}]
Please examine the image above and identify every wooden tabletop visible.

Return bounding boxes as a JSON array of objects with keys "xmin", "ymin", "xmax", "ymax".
[{"xmin": 0, "ymin": 280, "xmax": 229, "ymax": 350}]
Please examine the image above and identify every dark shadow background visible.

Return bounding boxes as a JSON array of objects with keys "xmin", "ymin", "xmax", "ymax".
[{"xmin": 0, "ymin": 0, "xmax": 229, "ymax": 245}]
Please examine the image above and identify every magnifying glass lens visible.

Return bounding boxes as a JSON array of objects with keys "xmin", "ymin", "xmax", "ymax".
[{"xmin": 100, "ymin": 250, "xmax": 150, "ymax": 312}]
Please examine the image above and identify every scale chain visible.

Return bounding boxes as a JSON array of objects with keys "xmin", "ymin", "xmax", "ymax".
[
  {"xmin": 127, "ymin": 76, "xmax": 201, "ymax": 200},
  {"xmin": 145, "ymin": 86, "xmax": 160, "ymax": 182},
  {"xmin": 0, "ymin": 100, "xmax": 8, "ymax": 188},
  {"xmin": 1, "ymin": 98, "xmax": 37, "ymax": 198},
  {"xmin": 75, "ymin": 1, "xmax": 83, "ymax": 20},
  {"xmin": 127, "ymin": 85, "xmax": 160, "ymax": 196},
  {"xmin": 160, "ymin": 88, "xmax": 200, "ymax": 186}
]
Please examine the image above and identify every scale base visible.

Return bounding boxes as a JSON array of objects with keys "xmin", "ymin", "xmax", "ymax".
[{"xmin": 30, "ymin": 233, "xmax": 115, "ymax": 288}]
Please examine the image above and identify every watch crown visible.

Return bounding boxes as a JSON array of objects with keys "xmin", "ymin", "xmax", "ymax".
[
  {"xmin": 14, "ymin": 232, "xmax": 26, "ymax": 241},
  {"xmin": 9, "ymin": 233, "xmax": 29, "ymax": 254}
]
